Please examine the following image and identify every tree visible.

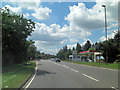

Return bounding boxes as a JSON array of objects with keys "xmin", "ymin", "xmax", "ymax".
[
  {"xmin": 100, "ymin": 39, "xmax": 119, "ymax": 63},
  {"xmin": 88, "ymin": 47, "xmax": 95, "ymax": 51},
  {"xmin": 57, "ymin": 49, "xmax": 65, "ymax": 60},
  {"xmin": 93, "ymin": 42, "xmax": 100, "ymax": 50},
  {"xmin": 63, "ymin": 45, "xmax": 67, "ymax": 52},
  {"xmin": 76, "ymin": 42, "xmax": 82, "ymax": 54},
  {"xmin": 2, "ymin": 8, "xmax": 35, "ymax": 65},
  {"xmin": 26, "ymin": 40, "xmax": 37, "ymax": 61},
  {"xmin": 72, "ymin": 47, "xmax": 75, "ymax": 51},
  {"xmin": 65, "ymin": 52, "xmax": 69, "ymax": 60},
  {"xmin": 83, "ymin": 40, "xmax": 91, "ymax": 51}
]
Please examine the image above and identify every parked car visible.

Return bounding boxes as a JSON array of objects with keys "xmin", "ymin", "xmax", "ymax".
[
  {"xmin": 55, "ymin": 58, "xmax": 61, "ymax": 62},
  {"xmin": 87, "ymin": 59, "xmax": 92, "ymax": 62}
]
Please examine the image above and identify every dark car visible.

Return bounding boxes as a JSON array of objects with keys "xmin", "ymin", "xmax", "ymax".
[{"xmin": 55, "ymin": 58, "xmax": 61, "ymax": 62}]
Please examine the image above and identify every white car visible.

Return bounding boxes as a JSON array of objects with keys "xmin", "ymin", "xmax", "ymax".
[{"xmin": 87, "ymin": 59, "xmax": 92, "ymax": 62}]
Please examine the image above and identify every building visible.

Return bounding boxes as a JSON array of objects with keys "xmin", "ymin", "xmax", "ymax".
[
  {"xmin": 69, "ymin": 50, "xmax": 104, "ymax": 62},
  {"xmin": 79, "ymin": 51, "xmax": 104, "ymax": 62}
]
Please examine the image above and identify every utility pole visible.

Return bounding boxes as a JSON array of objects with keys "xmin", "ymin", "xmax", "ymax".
[{"xmin": 102, "ymin": 5, "xmax": 108, "ymax": 65}]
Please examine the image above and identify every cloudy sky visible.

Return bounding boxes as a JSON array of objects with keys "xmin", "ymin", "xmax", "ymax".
[{"xmin": 1, "ymin": 0, "xmax": 118, "ymax": 55}]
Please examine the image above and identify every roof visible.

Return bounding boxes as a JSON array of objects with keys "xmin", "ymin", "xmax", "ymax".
[{"xmin": 79, "ymin": 50, "xmax": 99, "ymax": 54}]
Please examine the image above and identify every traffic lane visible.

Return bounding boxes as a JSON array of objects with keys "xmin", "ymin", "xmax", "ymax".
[
  {"xmin": 28, "ymin": 60, "xmax": 110, "ymax": 88},
  {"xmin": 60, "ymin": 61, "xmax": 118, "ymax": 89}
]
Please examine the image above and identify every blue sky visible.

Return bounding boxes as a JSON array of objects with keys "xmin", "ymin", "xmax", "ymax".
[{"xmin": 1, "ymin": 0, "xmax": 118, "ymax": 55}]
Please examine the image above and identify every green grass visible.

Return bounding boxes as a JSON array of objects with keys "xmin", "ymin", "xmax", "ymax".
[
  {"xmin": 63, "ymin": 60, "xmax": 119, "ymax": 70},
  {"xmin": 2, "ymin": 60, "xmax": 35, "ymax": 88}
]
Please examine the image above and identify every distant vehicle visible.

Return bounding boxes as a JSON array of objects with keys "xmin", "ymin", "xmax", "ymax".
[
  {"xmin": 87, "ymin": 59, "xmax": 92, "ymax": 62},
  {"xmin": 51, "ymin": 58, "xmax": 55, "ymax": 61},
  {"xmin": 55, "ymin": 58, "xmax": 61, "ymax": 62}
]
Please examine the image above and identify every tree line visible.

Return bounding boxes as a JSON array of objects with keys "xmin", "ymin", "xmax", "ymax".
[
  {"xmin": 2, "ymin": 7, "xmax": 39, "ymax": 66},
  {"xmin": 57, "ymin": 32, "xmax": 120, "ymax": 63},
  {"xmin": 2, "ymin": 8, "xmax": 56, "ymax": 66}
]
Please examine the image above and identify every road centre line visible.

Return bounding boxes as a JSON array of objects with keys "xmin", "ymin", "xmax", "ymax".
[
  {"xmin": 111, "ymin": 87, "xmax": 118, "ymax": 90},
  {"xmin": 70, "ymin": 68, "xmax": 79, "ymax": 73},
  {"xmin": 82, "ymin": 74, "xmax": 99, "ymax": 82}
]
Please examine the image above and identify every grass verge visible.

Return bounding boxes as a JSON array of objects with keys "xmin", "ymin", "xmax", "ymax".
[
  {"xmin": 63, "ymin": 60, "xmax": 119, "ymax": 70},
  {"xmin": 2, "ymin": 60, "xmax": 35, "ymax": 88}
]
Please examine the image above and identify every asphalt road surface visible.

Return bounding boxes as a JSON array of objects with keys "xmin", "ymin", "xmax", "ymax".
[{"xmin": 28, "ymin": 60, "xmax": 118, "ymax": 89}]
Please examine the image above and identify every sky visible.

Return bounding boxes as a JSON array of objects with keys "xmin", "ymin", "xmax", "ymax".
[{"xmin": 1, "ymin": 0, "xmax": 118, "ymax": 55}]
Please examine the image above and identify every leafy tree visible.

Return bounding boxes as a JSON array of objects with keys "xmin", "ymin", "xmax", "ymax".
[
  {"xmin": 57, "ymin": 49, "xmax": 65, "ymax": 60},
  {"xmin": 93, "ymin": 42, "xmax": 100, "ymax": 50},
  {"xmin": 88, "ymin": 47, "xmax": 95, "ymax": 51},
  {"xmin": 63, "ymin": 45, "xmax": 67, "ymax": 52},
  {"xmin": 67, "ymin": 49, "xmax": 72, "ymax": 55},
  {"xmin": 83, "ymin": 40, "xmax": 91, "ymax": 51},
  {"xmin": 65, "ymin": 52, "xmax": 69, "ymax": 60},
  {"xmin": 2, "ymin": 8, "xmax": 35, "ymax": 65},
  {"xmin": 76, "ymin": 42, "xmax": 82, "ymax": 54},
  {"xmin": 72, "ymin": 47, "xmax": 75, "ymax": 51},
  {"xmin": 100, "ymin": 39, "xmax": 119, "ymax": 63},
  {"xmin": 26, "ymin": 40, "xmax": 37, "ymax": 61}
]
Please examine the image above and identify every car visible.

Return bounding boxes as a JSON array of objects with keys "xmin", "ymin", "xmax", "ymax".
[
  {"xmin": 55, "ymin": 58, "xmax": 61, "ymax": 62},
  {"xmin": 87, "ymin": 59, "xmax": 92, "ymax": 62}
]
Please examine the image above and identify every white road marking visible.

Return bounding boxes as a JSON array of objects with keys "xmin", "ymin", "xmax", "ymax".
[
  {"xmin": 83, "ymin": 74, "xmax": 99, "ymax": 82},
  {"xmin": 73, "ymin": 63, "xmax": 118, "ymax": 72},
  {"xmin": 25, "ymin": 60, "xmax": 38, "ymax": 89},
  {"xmin": 111, "ymin": 87, "xmax": 117, "ymax": 90},
  {"xmin": 25, "ymin": 68, "xmax": 37, "ymax": 89},
  {"xmin": 61, "ymin": 65, "xmax": 70, "ymax": 69},
  {"xmin": 70, "ymin": 68, "xmax": 79, "ymax": 73},
  {"xmin": 64, "ymin": 66, "xmax": 70, "ymax": 69}
]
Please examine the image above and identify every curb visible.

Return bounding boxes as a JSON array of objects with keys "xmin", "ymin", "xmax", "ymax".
[
  {"xmin": 18, "ymin": 60, "xmax": 37, "ymax": 90},
  {"xmin": 17, "ymin": 68, "xmax": 35, "ymax": 90}
]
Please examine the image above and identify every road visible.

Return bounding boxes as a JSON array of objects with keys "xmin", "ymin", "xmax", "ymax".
[{"xmin": 27, "ymin": 60, "xmax": 118, "ymax": 89}]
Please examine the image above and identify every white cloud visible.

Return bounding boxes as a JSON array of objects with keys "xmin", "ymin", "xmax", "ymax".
[
  {"xmin": 66, "ymin": 2, "xmax": 118, "ymax": 31},
  {"xmin": 100, "ymin": 36, "xmax": 106, "ymax": 41},
  {"xmin": 8, "ymin": 0, "xmax": 41, "ymax": 10},
  {"xmin": 32, "ymin": 7, "xmax": 52, "ymax": 20},
  {"xmin": 3, "ymin": 5, "xmax": 22, "ymax": 14},
  {"xmin": 81, "ymin": 39, "xmax": 93, "ymax": 46},
  {"xmin": 23, "ymin": 13, "xmax": 30, "ymax": 18},
  {"xmin": 34, "ymin": 40, "xmax": 59, "ymax": 55},
  {"xmin": 67, "ymin": 44, "xmax": 77, "ymax": 49},
  {"xmin": 99, "ymin": 30, "xmax": 116, "ymax": 41},
  {"xmin": 29, "ymin": 22, "xmax": 68, "ymax": 46}
]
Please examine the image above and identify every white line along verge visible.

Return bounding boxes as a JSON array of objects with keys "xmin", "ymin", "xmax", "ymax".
[
  {"xmin": 25, "ymin": 68, "xmax": 37, "ymax": 89},
  {"xmin": 70, "ymin": 68, "xmax": 79, "ymax": 73},
  {"xmin": 83, "ymin": 74, "xmax": 99, "ymax": 82}
]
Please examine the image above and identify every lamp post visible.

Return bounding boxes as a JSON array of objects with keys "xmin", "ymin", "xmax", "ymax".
[{"xmin": 102, "ymin": 5, "xmax": 108, "ymax": 65}]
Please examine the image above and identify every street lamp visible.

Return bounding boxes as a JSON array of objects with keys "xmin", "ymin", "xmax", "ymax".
[{"xmin": 102, "ymin": 5, "xmax": 108, "ymax": 65}]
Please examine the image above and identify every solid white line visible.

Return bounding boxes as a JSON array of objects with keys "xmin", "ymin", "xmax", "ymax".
[
  {"xmin": 71, "ymin": 68, "xmax": 79, "ymax": 72},
  {"xmin": 83, "ymin": 74, "xmax": 99, "ymax": 82},
  {"xmin": 25, "ymin": 69, "xmax": 37, "ymax": 89}
]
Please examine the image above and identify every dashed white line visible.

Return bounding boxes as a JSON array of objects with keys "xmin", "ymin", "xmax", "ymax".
[
  {"xmin": 111, "ymin": 87, "xmax": 117, "ymax": 90},
  {"xmin": 70, "ymin": 68, "xmax": 79, "ymax": 73},
  {"xmin": 83, "ymin": 74, "xmax": 99, "ymax": 82}
]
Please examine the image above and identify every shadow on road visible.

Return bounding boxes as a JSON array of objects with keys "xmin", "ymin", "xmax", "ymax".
[{"xmin": 36, "ymin": 69, "xmax": 56, "ymax": 76}]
